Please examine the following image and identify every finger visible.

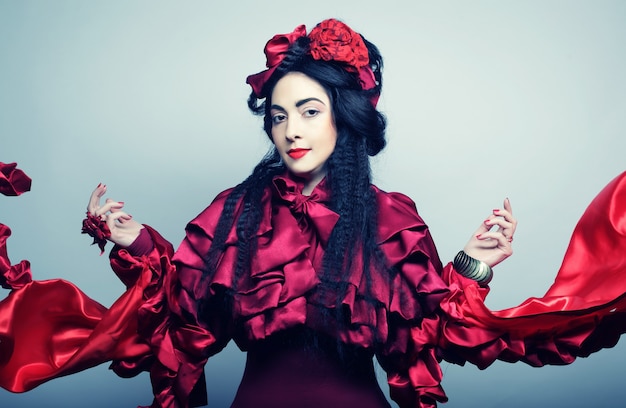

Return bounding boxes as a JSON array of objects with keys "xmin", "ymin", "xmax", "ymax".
[
  {"xmin": 87, "ymin": 183, "xmax": 107, "ymax": 214},
  {"xmin": 485, "ymin": 217, "xmax": 513, "ymax": 232},
  {"xmin": 492, "ymin": 208, "xmax": 513, "ymax": 221},
  {"xmin": 108, "ymin": 211, "xmax": 131, "ymax": 222},
  {"xmin": 94, "ymin": 200, "xmax": 125, "ymax": 218},
  {"xmin": 106, "ymin": 198, "xmax": 125, "ymax": 213},
  {"xmin": 492, "ymin": 201, "xmax": 517, "ymax": 236},
  {"xmin": 106, "ymin": 210, "xmax": 132, "ymax": 229},
  {"xmin": 473, "ymin": 221, "xmax": 491, "ymax": 237},
  {"xmin": 476, "ymin": 231, "xmax": 513, "ymax": 254},
  {"xmin": 486, "ymin": 216, "xmax": 515, "ymax": 241},
  {"xmin": 473, "ymin": 231, "xmax": 500, "ymax": 249},
  {"xmin": 117, "ymin": 213, "xmax": 133, "ymax": 225},
  {"xmin": 503, "ymin": 197, "xmax": 513, "ymax": 214},
  {"xmin": 494, "ymin": 203, "xmax": 516, "ymax": 225}
]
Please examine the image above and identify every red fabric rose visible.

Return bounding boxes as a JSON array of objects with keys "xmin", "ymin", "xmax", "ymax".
[
  {"xmin": 0, "ymin": 162, "xmax": 32, "ymax": 196},
  {"xmin": 308, "ymin": 19, "xmax": 369, "ymax": 70},
  {"xmin": 81, "ymin": 212, "xmax": 111, "ymax": 255}
]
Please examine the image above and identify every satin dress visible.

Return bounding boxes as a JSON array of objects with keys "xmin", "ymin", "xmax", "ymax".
[{"xmin": 1, "ymin": 162, "xmax": 626, "ymax": 408}]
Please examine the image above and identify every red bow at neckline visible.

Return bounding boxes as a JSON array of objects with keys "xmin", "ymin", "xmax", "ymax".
[{"xmin": 272, "ymin": 175, "xmax": 339, "ymax": 245}]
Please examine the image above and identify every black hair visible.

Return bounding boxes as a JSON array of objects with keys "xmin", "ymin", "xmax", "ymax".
[{"xmin": 203, "ymin": 30, "xmax": 391, "ymax": 331}]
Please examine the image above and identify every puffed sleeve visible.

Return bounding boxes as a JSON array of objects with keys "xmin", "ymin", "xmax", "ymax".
[
  {"xmin": 433, "ymin": 171, "xmax": 626, "ymax": 370},
  {"xmin": 377, "ymin": 171, "xmax": 626, "ymax": 408},
  {"xmin": 372, "ymin": 190, "xmax": 450, "ymax": 408},
  {"xmin": 109, "ymin": 193, "xmax": 235, "ymax": 408}
]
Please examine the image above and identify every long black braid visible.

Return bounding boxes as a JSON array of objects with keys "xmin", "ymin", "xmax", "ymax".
[{"xmin": 203, "ymin": 149, "xmax": 284, "ymax": 296}]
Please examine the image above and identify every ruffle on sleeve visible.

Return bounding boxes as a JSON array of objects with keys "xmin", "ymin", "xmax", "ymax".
[
  {"xmin": 111, "ymin": 226, "xmax": 230, "ymax": 408},
  {"xmin": 371, "ymin": 190, "xmax": 452, "ymax": 408},
  {"xmin": 376, "ymin": 190, "xmax": 449, "ymax": 319}
]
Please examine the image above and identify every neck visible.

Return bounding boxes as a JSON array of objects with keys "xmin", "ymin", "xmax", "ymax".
[{"xmin": 302, "ymin": 173, "xmax": 325, "ymax": 195}]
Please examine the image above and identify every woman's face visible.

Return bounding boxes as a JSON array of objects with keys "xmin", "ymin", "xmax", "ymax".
[{"xmin": 270, "ymin": 72, "xmax": 337, "ymax": 194}]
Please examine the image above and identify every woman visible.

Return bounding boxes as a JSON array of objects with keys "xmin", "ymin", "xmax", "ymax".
[
  {"xmin": 87, "ymin": 19, "xmax": 516, "ymax": 407},
  {"xmin": 1, "ymin": 18, "xmax": 625, "ymax": 408}
]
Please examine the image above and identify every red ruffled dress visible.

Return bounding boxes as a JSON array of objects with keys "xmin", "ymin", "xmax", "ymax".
[{"xmin": 1, "ymin": 164, "xmax": 626, "ymax": 408}]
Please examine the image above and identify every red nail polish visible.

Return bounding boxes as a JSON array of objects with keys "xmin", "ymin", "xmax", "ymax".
[
  {"xmin": 97, "ymin": 183, "xmax": 102, "ymax": 188},
  {"xmin": 476, "ymin": 233, "xmax": 483, "ymax": 239},
  {"xmin": 493, "ymin": 209, "xmax": 500, "ymax": 214}
]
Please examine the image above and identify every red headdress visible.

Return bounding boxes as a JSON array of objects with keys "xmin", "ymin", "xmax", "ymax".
[{"xmin": 246, "ymin": 19, "xmax": 379, "ymax": 106}]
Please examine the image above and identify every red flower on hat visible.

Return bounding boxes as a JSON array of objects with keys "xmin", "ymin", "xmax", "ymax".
[
  {"xmin": 308, "ymin": 19, "xmax": 369, "ymax": 71},
  {"xmin": 246, "ymin": 19, "xmax": 378, "ymax": 105}
]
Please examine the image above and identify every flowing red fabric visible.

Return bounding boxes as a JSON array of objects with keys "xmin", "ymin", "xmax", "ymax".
[
  {"xmin": 1, "ymin": 162, "xmax": 33, "ymax": 290},
  {"xmin": 0, "ymin": 278, "xmax": 151, "ymax": 391},
  {"xmin": 0, "ymin": 162, "xmax": 151, "ymax": 393},
  {"xmin": 432, "ymin": 171, "xmax": 626, "ymax": 369},
  {"xmin": 0, "ymin": 162, "xmax": 31, "ymax": 197},
  {"xmin": 0, "ymin": 169, "xmax": 625, "ymax": 408}
]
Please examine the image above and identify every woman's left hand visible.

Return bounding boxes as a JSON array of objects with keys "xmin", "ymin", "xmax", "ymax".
[{"xmin": 463, "ymin": 198, "xmax": 516, "ymax": 268}]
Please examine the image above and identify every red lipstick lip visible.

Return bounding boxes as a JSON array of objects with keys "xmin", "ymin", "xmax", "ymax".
[{"xmin": 287, "ymin": 148, "xmax": 310, "ymax": 159}]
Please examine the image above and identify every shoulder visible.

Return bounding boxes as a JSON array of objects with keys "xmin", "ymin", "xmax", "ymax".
[
  {"xmin": 186, "ymin": 184, "xmax": 274, "ymax": 238},
  {"xmin": 371, "ymin": 185, "xmax": 442, "ymax": 270},
  {"xmin": 186, "ymin": 187, "xmax": 236, "ymax": 236},
  {"xmin": 372, "ymin": 186, "xmax": 423, "ymax": 216},
  {"xmin": 172, "ymin": 187, "xmax": 240, "ymax": 267},
  {"xmin": 372, "ymin": 185, "xmax": 429, "ymax": 242}
]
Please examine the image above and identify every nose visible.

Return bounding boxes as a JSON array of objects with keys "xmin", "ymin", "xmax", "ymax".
[{"xmin": 284, "ymin": 117, "xmax": 301, "ymax": 142}]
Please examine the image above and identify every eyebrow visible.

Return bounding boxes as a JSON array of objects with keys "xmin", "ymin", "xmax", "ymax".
[
  {"xmin": 296, "ymin": 97, "xmax": 325, "ymax": 107},
  {"xmin": 270, "ymin": 97, "xmax": 326, "ymax": 112}
]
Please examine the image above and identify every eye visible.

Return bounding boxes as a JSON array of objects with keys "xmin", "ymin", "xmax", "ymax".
[
  {"xmin": 271, "ymin": 113, "xmax": 286, "ymax": 125},
  {"xmin": 303, "ymin": 108, "xmax": 319, "ymax": 118}
]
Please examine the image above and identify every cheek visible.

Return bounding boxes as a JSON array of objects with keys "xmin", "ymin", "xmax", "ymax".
[{"xmin": 326, "ymin": 130, "xmax": 338, "ymax": 155}]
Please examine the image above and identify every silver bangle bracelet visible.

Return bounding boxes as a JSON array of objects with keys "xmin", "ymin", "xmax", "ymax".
[{"xmin": 453, "ymin": 250, "xmax": 493, "ymax": 286}]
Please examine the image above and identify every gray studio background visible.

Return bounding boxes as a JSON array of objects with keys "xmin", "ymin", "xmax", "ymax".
[{"xmin": 1, "ymin": 1, "xmax": 625, "ymax": 407}]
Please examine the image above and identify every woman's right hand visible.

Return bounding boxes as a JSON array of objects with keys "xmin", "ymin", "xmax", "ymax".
[{"xmin": 87, "ymin": 183, "xmax": 143, "ymax": 247}]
